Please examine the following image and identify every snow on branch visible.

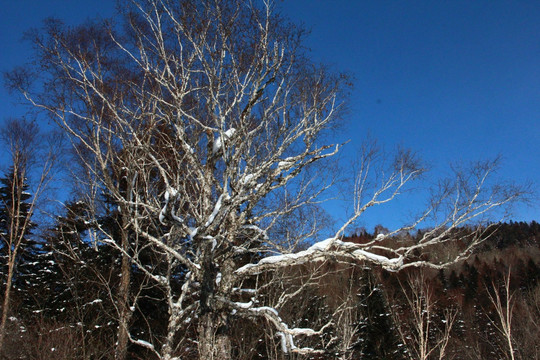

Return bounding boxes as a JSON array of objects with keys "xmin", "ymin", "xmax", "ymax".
[
  {"xmin": 235, "ymin": 238, "xmax": 404, "ymax": 275},
  {"xmin": 223, "ymin": 299, "xmax": 328, "ymax": 355},
  {"xmin": 130, "ymin": 337, "xmax": 163, "ymax": 359},
  {"xmin": 212, "ymin": 128, "xmax": 236, "ymax": 154}
]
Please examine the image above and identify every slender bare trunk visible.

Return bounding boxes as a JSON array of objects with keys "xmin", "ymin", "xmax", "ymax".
[
  {"xmin": 0, "ymin": 259, "xmax": 16, "ymax": 352},
  {"xmin": 487, "ymin": 270, "xmax": 516, "ymax": 360},
  {"xmin": 114, "ymin": 228, "xmax": 132, "ymax": 360}
]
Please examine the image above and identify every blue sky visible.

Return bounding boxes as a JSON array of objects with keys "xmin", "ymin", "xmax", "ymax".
[
  {"xmin": 279, "ymin": 1, "xmax": 540, "ymax": 229},
  {"xmin": 1, "ymin": 1, "xmax": 538, "ymax": 231}
]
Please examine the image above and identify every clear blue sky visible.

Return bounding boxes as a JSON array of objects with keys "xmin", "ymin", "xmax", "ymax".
[{"xmin": 1, "ymin": 1, "xmax": 538, "ymax": 230}]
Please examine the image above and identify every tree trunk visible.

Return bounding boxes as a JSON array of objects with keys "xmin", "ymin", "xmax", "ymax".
[
  {"xmin": 198, "ymin": 313, "xmax": 232, "ymax": 360},
  {"xmin": 0, "ymin": 258, "xmax": 15, "ymax": 354},
  {"xmin": 114, "ymin": 229, "xmax": 132, "ymax": 360}
]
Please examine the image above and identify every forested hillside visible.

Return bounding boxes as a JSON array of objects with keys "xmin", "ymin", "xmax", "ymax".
[
  {"xmin": 0, "ymin": 213, "xmax": 538, "ymax": 359},
  {"xmin": 347, "ymin": 221, "xmax": 540, "ymax": 359}
]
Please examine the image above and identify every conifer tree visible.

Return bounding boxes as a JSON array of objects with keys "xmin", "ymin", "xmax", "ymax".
[
  {"xmin": 0, "ymin": 167, "xmax": 36, "ymax": 259},
  {"xmin": 0, "ymin": 118, "xmax": 55, "ymax": 355},
  {"xmin": 26, "ymin": 200, "xmax": 121, "ymax": 358},
  {"xmin": 354, "ymin": 269, "xmax": 405, "ymax": 359},
  {"xmin": 0, "ymin": 166, "xmax": 37, "ymax": 348}
]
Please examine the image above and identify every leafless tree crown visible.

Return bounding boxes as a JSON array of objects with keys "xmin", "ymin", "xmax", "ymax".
[{"xmin": 6, "ymin": 0, "xmax": 527, "ymax": 357}]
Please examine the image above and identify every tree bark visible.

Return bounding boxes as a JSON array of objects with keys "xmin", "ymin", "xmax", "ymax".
[
  {"xmin": 0, "ymin": 259, "xmax": 15, "ymax": 353},
  {"xmin": 114, "ymin": 228, "xmax": 132, "ymax": 360},
  {"xmin": 198, "ymin": 313, "xmax": 232, "ymax": 360}
]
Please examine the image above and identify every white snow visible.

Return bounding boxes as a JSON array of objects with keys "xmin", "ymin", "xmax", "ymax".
[
  {"xmin": 212, "ymin": 128, "xmax": 236, "ymax": 154},
  {"xmin": 233, "ymin": 301, "xmax": 253, "ymax": 309},
  {"xmin": 181, "ymin": 272, "xmax": 192, "ymax": 292},
  {"xmin": 235, "ymin": 238, "xmax": 336, "ymax": 274},
  {"xmin": 242, "ymin": 224, "xmax": 268, "ymax": 240},
  {"xmin": 224, "ymin": 128, "xmax": 236, "ymax": 139},
  {"xmin": 236, "ymin": 237, "xmax": 402, "ymax": 274},
  {"xmin": 215, "ymin": 272, "xmax": 222, "ymax": 286},
  {"xmin": 251, "ymin": 306, "xmax": 279, "ymax": 316},
  {"xmin": 185, "ymin": 144, "xmax": 195, "ymax": 154},
  {"xmin": 287, "ymin": 333, "xmax": 295, "ymax": 350},
  {"xmin": 277, "ymin": 332, "xmax": 288, "ymax": 353},
  {"xmin": 171, "ymin": 211, "xmax": 184, "ymax": 224},
  {"xmin": 278, "ymin": 161, "xmax": 293, "ymax": 168},
  {"xmin": 155, "ymin": 275, "xmax": 168, "ymax": 284},
  {"xmin": 159, "ymin": 209, "xmax": 166, "ymax": 224},
  {"xmin": 164, "ymin": 187, "xmax": 178, "ymax": 201},
  {"xmin": 187, "ymin": 227, "xmax": 198, "ymax": 238},
  {"xmin": 204, "ymin": 193, "xmax": 228, "ymax": 228},
  {"xmin": 133, "ymin": 339, "xmax": 154, "ymax": 350},
  {"xmin": 352, "ymin": 249, "xmax": 402, "ymax": 268},
  {"xmin": 232, "ymin": 287, "xmax": 257, "ymax": 295},
  {"xmin": 242, "ymin": 173, "xmax": 255, "ymax": 184},
  {"xmin": 160, "ymin": 187, "xmax": 180, "ymax": 224},
  {"xmin": 86, "ymin": 299, "xmax": 103, "ymax": 305},
  {"xmin": 277, "ymin": 156, "xmax": 296, "ymax": 168}
]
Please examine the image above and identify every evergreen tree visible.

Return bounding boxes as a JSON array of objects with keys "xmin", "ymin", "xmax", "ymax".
[
  {"xmin": 0, "ymin": 166, "xmax": 39, "ymax": 351},
  {"xmin": 0, "ymin": 167, "xmax": 38, "ymax": 296},
  {"xmin": 0, "ymin": 167, "xmax": 36, "ymax": 261},
  {"xmin": 464, "ymin": 264, "xmax": 479, "ymax": 302},
  {"xmin": 40, "ymin": 200, "xmax": 119, "ymax": 358},
  {"xmin": 38, "ymin": 201, "xmax": 93, "ymax": 318},
  {"xmin": 354, "ymin": 269, "xmax": 405, "ymax": 359}
]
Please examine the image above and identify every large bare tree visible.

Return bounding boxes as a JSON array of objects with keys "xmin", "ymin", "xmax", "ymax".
[{"xmin": 8, "ymin": 0, "xmax": 525, "ymax": 358}]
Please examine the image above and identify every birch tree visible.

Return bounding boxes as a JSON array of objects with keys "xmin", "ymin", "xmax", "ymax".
[
  {"xmin": 8, "ymin": 0, "xmax": 525, "ymax": 358},
  {"xmin": 390, "ymin": 269, "xmax": 457, "ymax": 360},
  {"xmin": 0, "ymin": 119, "xmax": 54, "ymax": 354},
  {"xmin": 486, "ymin": 269, "xmax": 516, "ymax": 360}
]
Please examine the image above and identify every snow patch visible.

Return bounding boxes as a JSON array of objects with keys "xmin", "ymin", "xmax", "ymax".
[
  {"xmin": 242, "ymin": 173, "xmax": 255, "ymax": 184},
  {"xmin": 234, "ymin": 301, "xmax": 253, "ymax": 309},
  {"xmin": 242, "ymin": 224, "xmax": 268, "ymax": 240},
  {"xmin": 204, "ymin": 193, "xmax": 229, "ymax": 228},
  {"xmin": 277, "ymin": 332, "xmax": 288, "ymax": 353},
  {"xmin": 133, "ymin": 338, "xmax": 154, "ymax": 350},
  {"xmin": 213, "ymin": 128, "xmax": 236, "ymax": 154},
  {"xmin": 236, "ymin": 237, "xmax": 402, "ymax": 274}
]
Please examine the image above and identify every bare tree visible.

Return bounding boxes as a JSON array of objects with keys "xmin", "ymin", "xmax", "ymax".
[
  {"xmin": 8, "ymin": 0, "xmax": 525, "ymax": 358},
  {"xmin": 0, "ymin": 118, "xmax": 55, "ymax": 353},
  {"xmin": 486, "ymin": 269, "xmax": 516, "ymax": 360},
  {"xmin": 389, "ymin": 269, "xmax": 457, "ymax": 360},
  {"xmin": 514, "ymin": 283, "xmax": 540, "ymax": 359}
]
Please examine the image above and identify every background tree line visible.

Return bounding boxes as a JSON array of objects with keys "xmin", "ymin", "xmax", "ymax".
[{"xmin": 0, "ymin": 160, "xmax": 538, "ymax": 359}]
